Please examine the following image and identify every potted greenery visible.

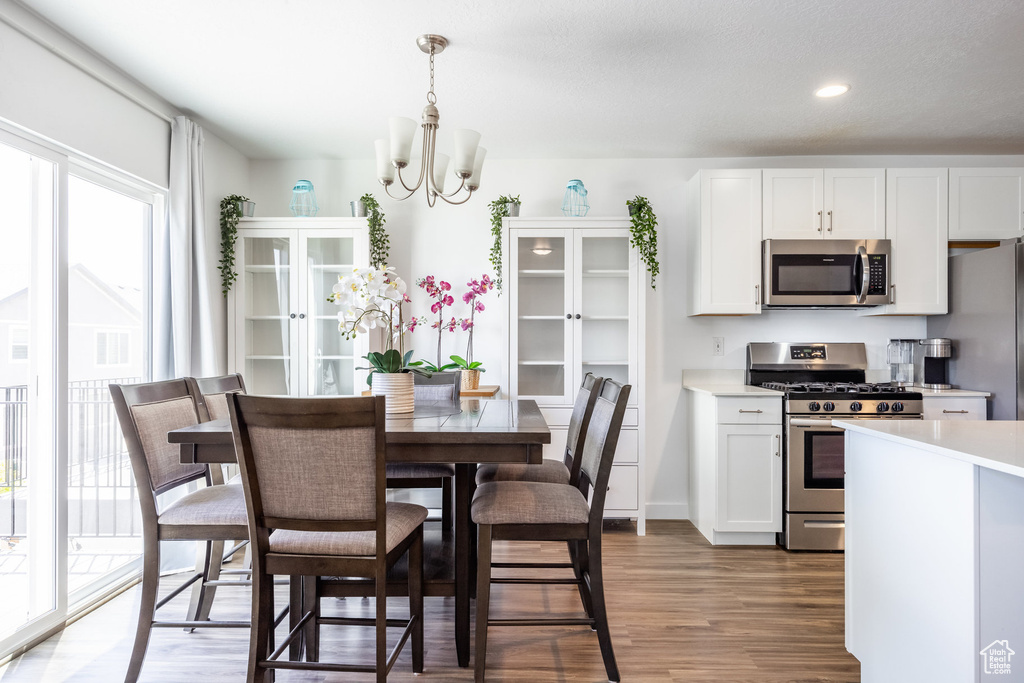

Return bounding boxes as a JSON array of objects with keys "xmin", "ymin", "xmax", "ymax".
[
  {"xmin": 487, "ymin": 195, "xmax": 520, "ymax": 293},
  {"xmin": 626, "ymin": 195, "xmax": 660, "ymax": 289},
  {"xmin": 361, "ymin": 193, "xmax": 390, "ymax": 269},
  {"xmin": 219, "ymin": 194, "xmax": 252, "ymax": 296}
]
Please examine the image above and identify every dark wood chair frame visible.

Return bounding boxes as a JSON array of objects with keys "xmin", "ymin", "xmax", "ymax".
[
  {"xmin": 109, "ymin": 378, "xmax": 283, "ymax": 683},
  {"xmin": 187, "ymin": 372, "xmax": 246, "ymax": 423},
  {"xmin": 385, "ymin": 371, "xmax": 462, "ymax": 530},
  {"xmin": 473, "ymin": 379, "xmax": 631, "ymax": 683},
  {"xmin": 228, "ymin": 394, "xmax": 424, "ymax": 682}
]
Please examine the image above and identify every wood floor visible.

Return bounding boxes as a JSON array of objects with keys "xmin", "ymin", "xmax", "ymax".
[{"xmin": 0, "ymin": 520, "xmax": 859, "ymax": 682}]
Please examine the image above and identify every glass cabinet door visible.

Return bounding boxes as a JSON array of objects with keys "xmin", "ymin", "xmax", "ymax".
[
  {"xmin": 303, "ymin": 235, "xmax": 359, "ymax": 396},
  {"xmin": 512, "ymin": 231, "xmax": 574, "ymax": 403},
  {"xmin": 241, "ymin": 235, "xmax": 294, "ymax": 395},
  {"xmin": 576, "ymin": 231, "xmax": 635, "ymax": 392}
]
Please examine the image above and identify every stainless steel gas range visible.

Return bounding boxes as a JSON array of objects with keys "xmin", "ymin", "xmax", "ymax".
[{"xmin": 746, "ymin": 342, "xmax": 923, "ymax": 551}]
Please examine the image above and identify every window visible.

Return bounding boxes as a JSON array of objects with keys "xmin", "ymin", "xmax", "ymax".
[
  {"xmin": 95, "ymin": 330, "xmax": 130, "ymax": 365},
  {"xmin": 9, "ymin": 327, "xmax": 27, "ymax": 362}
]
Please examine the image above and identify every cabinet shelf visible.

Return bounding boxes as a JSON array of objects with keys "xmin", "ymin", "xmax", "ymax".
[
  {"xmin": 245, "ymin": 265, "xmax": 291, "ymax": 272},
  {"xmin": 517, "ymin": 360, "xmax": 565, "ymax": 366},
  {"xmin": 246, "ymin": 355, "xmax": 291, "ymax": 360},
  {"xmin": 518, "ymin": 269, "xmax": 565, "ymax": 277},
  {"xmin": 582, "ymin": 360, "xmax": 628, "ymax": 365},
  {"xmin": 518, "ymin": 315, "xmax": 566, "ymax": 321},
  {"xmin": 309, "ymin": 264, "xmax": 357, "ymax": 271},
  {"xmin": 246, "ymin": 315, "xmax": 289, "ymax": 321},
  {"xmin": 583, "ymin": 315, "xmax": 628, "ymax": 321},
  {"xmin": 582, "ymin": 269, "xmax": 628, "ymax": 278}
]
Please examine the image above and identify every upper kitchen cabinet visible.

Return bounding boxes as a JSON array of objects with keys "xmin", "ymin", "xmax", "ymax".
[
  {"xmin": 687, "ymin": 169, "xmax": 763, "ymax": 315},
  {"xmin": 228, "ymin": 218, "xmax": 369, "ymax": 396},
  {"xmin": 862, "ymin": 168, "xmax": 948, "ymax": 316},
  {"xmin": 948, "ymin": 168, "xmax": 1024, "ymax": 240},
  {"xmin": 763, "ymin": 169, "xmax": 885, "ymax": 240}
]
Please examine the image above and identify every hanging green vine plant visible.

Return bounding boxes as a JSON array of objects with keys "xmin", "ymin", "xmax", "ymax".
[
  {"xmin": 487, "ymin": 194, "xmax": 520, "ymax": 293},
  {"xmin": 627, "ymin": 195, "xmax": 660, "ymax": 289},
  {"xmin": 362, "ymin": 193, "xmax": 390, "ymax": 268},
  {"xmin": 219, "ymin": 194, "xmax": 250, "ymax": 296}
]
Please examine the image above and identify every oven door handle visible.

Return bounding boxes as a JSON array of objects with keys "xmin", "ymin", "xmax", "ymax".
[
  {"xmin": 789, "ymin": 418, "xmax": 841, "ymax": 427},
  {"xmin": 855, "ymin": 245, "xmax": 870, "ymax": 304}
]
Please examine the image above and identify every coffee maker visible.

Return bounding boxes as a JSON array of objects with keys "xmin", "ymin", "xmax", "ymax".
[{"xmin": 914, "ymin": 338, "xmax": 952, "ymax": 389}]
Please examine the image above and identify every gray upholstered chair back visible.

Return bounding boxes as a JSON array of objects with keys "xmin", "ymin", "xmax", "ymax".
[
  {"xmin": 229, "ymin": 395, "xmax": 386, "ymax": 526},
  {"xmin": 109, "ymin": 379, "xmax": 207, "ymax": 496},
  {"xmin": 188, "ymin": 374, "xmax": 246, "ymax": 422},
  {"xmin": 563, "ymin": 373, "xmax": 603, "ymax": 479},
  {"xmin": 577, "ymin": 380, "xmax": 631, "ymax": 517},
  {"xmin": 413, "ymin": 371, "xmax": 461, "ymax": 402}
]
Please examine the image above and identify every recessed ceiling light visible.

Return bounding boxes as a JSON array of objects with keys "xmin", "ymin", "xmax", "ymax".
[{"xmin": 816, "ymin": 84, "xmax": 850, "ymax": 98}]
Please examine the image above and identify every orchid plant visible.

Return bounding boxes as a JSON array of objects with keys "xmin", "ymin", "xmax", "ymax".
[
  {"xmin": 411, "ymin": 275, "xmax": 459, "ymax": 372},
  {"xmin": 451, "ymin": 274, "xmax": 495, "ymax": 372}
]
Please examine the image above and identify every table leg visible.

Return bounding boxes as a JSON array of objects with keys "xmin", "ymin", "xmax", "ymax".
[{"xmin": 455, "ymin": 463, "xmax": 472, "ymax": 668}]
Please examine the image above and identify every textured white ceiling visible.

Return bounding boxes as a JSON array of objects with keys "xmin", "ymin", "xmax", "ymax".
[{"xmin": 15, "ymin": 0, "xmax": 1024, "ymax": 160}]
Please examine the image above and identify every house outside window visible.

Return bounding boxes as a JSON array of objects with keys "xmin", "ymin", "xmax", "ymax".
[
  {"xmin": 9, "ymin": 327, "xmax": 27, "ymax": 362},
  {"xmin": 95, "ymin": 330, "xmax": 130, "ymax": 366}
]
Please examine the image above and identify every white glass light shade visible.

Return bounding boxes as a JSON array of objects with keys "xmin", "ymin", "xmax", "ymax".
[
  {"xmin": 452, "ymin": 129, "xmax": 481, "ymax": 176},
  {"xmin": 465, "ymin": 147, "xmax": 486, "ymax": 190},
  {"xmin": 375, "ymin": 139, "xmax": 395, "ymax": 183},
  {"xmin": 389, "ymin": 117, "xmax": 417, "ymax": 165},
  {"xmin": 432, "ymin": 152, "xmax": 450, "ymax": 194}
]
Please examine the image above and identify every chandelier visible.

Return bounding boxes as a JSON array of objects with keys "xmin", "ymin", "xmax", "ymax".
[{"xmin": 375, "ymin": 34, "xmax": 485, "ymax": 207}]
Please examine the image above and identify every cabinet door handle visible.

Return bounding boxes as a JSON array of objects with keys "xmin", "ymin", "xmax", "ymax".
[
  {"xmin": 942, "ymin": 409, "xmax": 969, "ymax": 414},
  {"xmin": 827, "ymin": 210, "xmax": 833, "ymax": 232},
  {"xmin": 775, "ymin": 433, "xmax": 780, "ymax": 457},
  {"xmin": 289, "ymin": 313, "xmax": 296, "ymax": 319},
  {"xmin": 754, "ymin": 284, "xmax": 760, "ymax": 305},
  {"xmin": 738, "ymin": 409, "xmax": 763, "ymax": 414},
  {"xmin": 566, "ymin": 314, "xmax": 572, "ymax": 319},
  {"xmin": 298, "ymin": 313, "xmax": 306, "ymax": 319},
  {"xmin": 575, "ymin": 313, "xmax": 581, "ymax": 319},
  {"xmin": 817, "ymin": 210, "xmax": 822, "ymax": 232}
]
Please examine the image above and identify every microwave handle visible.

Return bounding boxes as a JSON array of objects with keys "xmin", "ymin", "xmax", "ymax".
[{"xmin": 855, "ymin": 246, "xmax": 869, "ymax": 304}]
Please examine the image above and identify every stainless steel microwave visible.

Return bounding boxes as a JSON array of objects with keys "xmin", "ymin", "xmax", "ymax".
[{"xmin": 762, "ymin": 239, "xmax": 891, "ymax": 308}]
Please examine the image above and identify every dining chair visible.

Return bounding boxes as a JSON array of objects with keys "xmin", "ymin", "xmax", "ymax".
[
  {"xmin": 475, "ymin": 373, "xmax": 602, "ymax": 487},
  {"xmin": 109, "ymin": 379, "xmax": 254, "ymax": 683},
  {"xmin": 188, "ymin": 372, "xmax": 246, "ymax": 422},
  {"xmin": 228, "ymin": 394, "xmax": 426, "ymax": 682},
  {"xmin": 385, "ymin": 372, "xmax": 460, "ymax": 530},
  {"xmin": 471, "ymin": 379, "xmax": 631, "ymax": 683}
]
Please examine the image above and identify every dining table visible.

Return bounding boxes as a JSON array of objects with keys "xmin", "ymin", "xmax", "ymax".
[{"xmin": 167, "ymin": 397, "xmax": 550, "ymax": 668}]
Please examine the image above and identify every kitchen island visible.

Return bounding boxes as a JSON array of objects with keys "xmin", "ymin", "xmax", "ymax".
[{"xmin": 837, "ymin": 419, "xmax": 1024, "ymax": 683}]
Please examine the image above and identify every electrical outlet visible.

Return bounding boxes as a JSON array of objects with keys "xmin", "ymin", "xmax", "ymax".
[{"xmin": 712, "ymin": 337, "xmax": 724, "ymax": 356}]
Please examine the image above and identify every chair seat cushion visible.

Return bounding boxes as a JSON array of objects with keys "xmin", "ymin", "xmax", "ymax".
[
  {"xmin": 269, "ymin": 503, "xmax": 428, "ymax": 557},
  {"xmin": 386, "ymin": 462, "xmax": 456, "ymax": 479},
  {"xmin": 159, "ymin": 484, "xmax": 248, "ymax": 527},
  {"xmin": 472, "ymin": 481, "xmax": 589, "ymax": 525},
  {"xmin": 475, "ymin": 459, "xmax": 570, "ymax": 486}
]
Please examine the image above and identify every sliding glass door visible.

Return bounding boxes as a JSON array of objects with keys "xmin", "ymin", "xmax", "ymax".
[{"xmin": 0, "ymin": 128, "xmax": 159, "ymax": 657}]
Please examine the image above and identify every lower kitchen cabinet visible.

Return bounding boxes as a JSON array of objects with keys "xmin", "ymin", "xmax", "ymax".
[
  {"xmin": 687, "ymin": 389, "xmax": 782, "ymax": 545},
  {"xmin": 922, "ymin": 393, "xmax": 988, "ymax": 420}
]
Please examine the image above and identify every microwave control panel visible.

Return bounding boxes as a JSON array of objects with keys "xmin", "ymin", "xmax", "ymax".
[{"xmin": 867, "ymin": 254, "xmax": 887, "ymax": 295}]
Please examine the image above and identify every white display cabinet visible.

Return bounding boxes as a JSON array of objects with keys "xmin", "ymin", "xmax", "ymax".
[
  {"xmin": 228, "ymin": 218, "xmax": 369, "ymax": 396},
  {"xmin": 505, "ymin": 217, "xmax": 646, "ymax": 534}
]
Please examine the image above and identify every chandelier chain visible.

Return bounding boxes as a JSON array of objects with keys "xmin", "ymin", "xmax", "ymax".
[{"xmin": 427, "ymin": 45, "xmax": 437, "ymax": 105}]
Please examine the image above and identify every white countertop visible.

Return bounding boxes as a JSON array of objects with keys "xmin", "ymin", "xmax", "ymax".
[
  {"xmin": 917, "ymin": 388, "xmax": 991, "ymax": 397},
  {"xmin": 682, "ymin": 383, "xmax": 783, "ymax": 397},
  {"xmin": 835, "ymin": 419, "xmax": 1024, "ymax": 478}
]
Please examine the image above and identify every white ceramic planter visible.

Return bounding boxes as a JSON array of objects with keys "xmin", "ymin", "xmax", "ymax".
[{"xmin": 371, "ymin": 372, "xmax": 415, "ymax": 413}]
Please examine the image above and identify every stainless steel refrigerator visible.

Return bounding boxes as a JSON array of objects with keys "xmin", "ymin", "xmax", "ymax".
[{"xmin": 927, "ymin": 240, "xmax": 1024, "ymax": 420}]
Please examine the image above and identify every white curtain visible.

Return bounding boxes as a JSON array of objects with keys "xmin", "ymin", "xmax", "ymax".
[{"xmin": 155, "ymin": 116, "xmax": 218, "ymax": 379}]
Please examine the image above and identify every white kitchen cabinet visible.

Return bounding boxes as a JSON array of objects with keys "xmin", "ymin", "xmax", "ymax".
[
  {"xmin": 763, "ymin": 169, "xmax": 885, "ymax": 240},
  {"xmin": 688, "ymin": 389, "xmax": 782, "ymax": 545},
  {"xmin": 862, "ymin": 168, "xmax": 948, "ymax": 316},
  {"xmin": 686, "ymin": 169, "xmax": 763, "ymax": 315},
  {"xmin": 922, "ymin": 395, "xmax": 987, "ymax": 421},
  {"xmin": 506, "ymin": 217, "xmax": 646, "ymax": 533},
  {"xmin": 948, "ymin": 168, "xmax": 1024, "ymax": 240},
  {"xmin": 228, "ymin": 218, "xmax": 369, "ymax": 396}
]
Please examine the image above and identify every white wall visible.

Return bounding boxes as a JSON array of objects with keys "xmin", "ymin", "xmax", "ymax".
[{"xmin": 247, "ymin": 153, "xmax": 1024, "ymax": 520}]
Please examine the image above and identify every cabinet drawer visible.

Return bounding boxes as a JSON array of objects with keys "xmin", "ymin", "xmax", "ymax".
[
  {"xmin": 716, "ymin": 397, "xmax": 782, "ymax": 425},
  {"xmin": 923, "ymin": 397, "xmax": 987, "ymax": 420},
  {"xmin": 541, "ymin": 406, "xmax": 638, "ymax": 428},
  {"xmin": 604, "ymin": 465, "xmax": 638, "ymax": 512}
]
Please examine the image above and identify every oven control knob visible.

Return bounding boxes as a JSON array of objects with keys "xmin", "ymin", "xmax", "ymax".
[
  {"xmin": 808, "ymin": 401, "xmax": 820, "ymax": 412},
  {"xmin": 850, "ymin": 401, "xmax": 863, "ymax": 412},
  {"xmin": 876, "ymin": 402, "xmax": 890, "ymax": 413},
  {"xmin": 891, "ymin": 401, "xmax": 904, "ymax": 413},
  {"xmin": 822, "ymin": 401, "xmax": 835, "ymax": 412}
]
